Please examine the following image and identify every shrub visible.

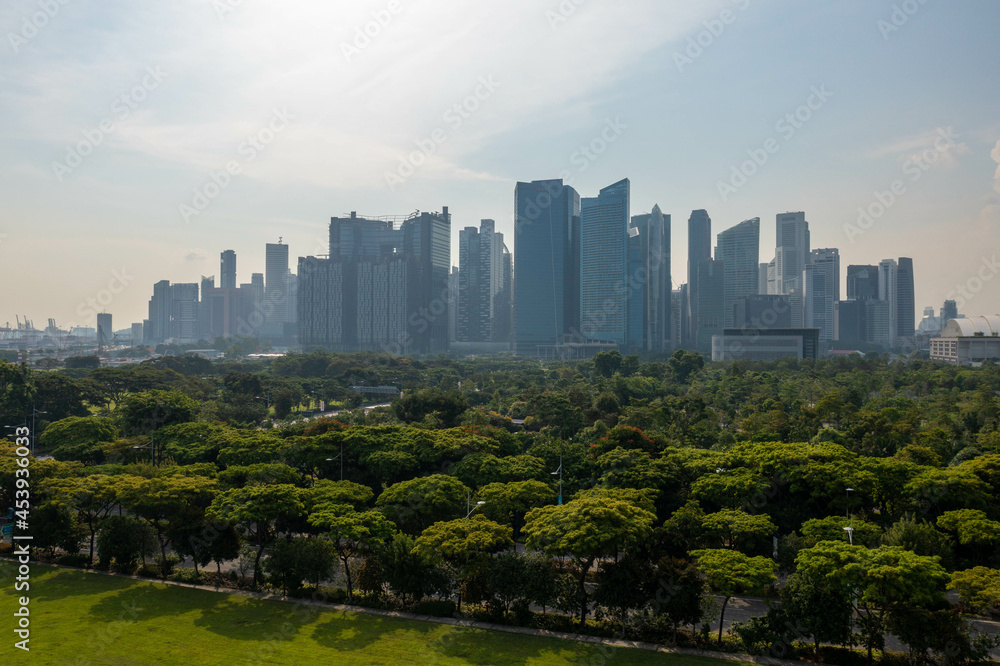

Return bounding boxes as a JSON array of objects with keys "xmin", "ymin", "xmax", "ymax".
[{"xmin": 412, "ymin": 599, "xmax": 456, "ymax": 618}]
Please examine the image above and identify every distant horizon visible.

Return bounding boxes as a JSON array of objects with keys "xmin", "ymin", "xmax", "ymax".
[{"xmin": 2, "ymin": 1, "xmax": 998, "ymax": 328}]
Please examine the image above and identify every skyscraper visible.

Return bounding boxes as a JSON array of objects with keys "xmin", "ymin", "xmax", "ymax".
[
  {"xmin": 695, "ymin": 259, "xmax": 726, "ymax": 352},
  {"xmin": 772, "ymin": 212, "xmax": 810, "ymax": 294},
  {"xmin": 941, "ymin": 299, "xmax": 958, "ymax": 324},
  {"xmin": 896, "ymin": 257, "xmax": 915, "ymax": 339},
  {"xmin": 805, "ymin": 248, "xmax": 839, "ymax": 341},
  {"xmin": 96, "ymin": 312, "xmax": 112, "ymax": 348},
  {"xmin": 146, "ymin": 279, "xmax": 171, "ymax": 343},
  {"xmin": 846, "ymin": 265, "xmax": 880, "ymax": 301},
  {"xmin": 686, "ymin": 209, "xmax": 712, "ymax": 347},
  {"xmin": 715, "ymin": 218, "xmax": 760, "ymax": 328},
  {"xmin": 627, "ymin": 204, "xmax": 671, "ymax": 351},
  {"xmin": 879, "ymin": 258, "xmax": 899, "ymax": 349},
  {"xmin": 170, "ymin": 283, "xmax": 199, "ymax": 341},
  {"xmin": 513, "ymin": 179, "xmax": 580, "ymax": 356},
  {"xmin": 458, "ymin": 219, "xmax": 508, "ymax": 343},
  {"xmin": 580, "ymin": 179, "xmax": 630, "ymax": 345},
  {"xmin": 220, "ymin": 250, "xmax": 237, "ymax": 289},
  {"xmin": 265, "ymin": 241, "xmax": 290, "ymax": 328},
  {"xmin": 401, "ymin": 208, "xmax": 451, "ymax": 353}
]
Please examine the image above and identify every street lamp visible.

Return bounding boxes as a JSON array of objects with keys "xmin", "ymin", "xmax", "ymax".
[
  {"xmin": 550, "ymin": 454, "xmax": 563, "ymax": 505},
  {"xmin": 131, "ymin": 438, "xmax": 156, "ymax": 465},
  {"xmin": 31, "ymin": 406, "xmax": 46, "ymax": 455},
  {"xmin": 845, "ymin": 487, "xmax": 854, "ymax": 544},
  {"xmin": 325, "ymin": 440, "xmax": 344, "ymax": 481},
  {"xmin": 466, "ymin": 490, "xmax": 485, "ymax": 518}
]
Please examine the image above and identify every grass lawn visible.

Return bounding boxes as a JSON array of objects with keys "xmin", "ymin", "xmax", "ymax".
[{"xmin": 0, "ymin": 563, "xmax": 747, "ymax": 666}]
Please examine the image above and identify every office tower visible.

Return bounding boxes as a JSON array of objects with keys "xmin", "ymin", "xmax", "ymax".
[
  {"xmin": 627, "ymin": 204, "xmax": 671, "ymax": 351},
  {"xmin": 96, "ymin": 312, "xmax": 112, "ymax": 348},
  {"xmin": 496, "ymin": 243, "xmax": 513, "ymax": 343},
  {"xmin": 513, "ymin": 179, "xmax": 581, "ymax": 356},
  {"xmin": 250, "ymin": 272, "xmax": 265, "ymax": 321},
  {"xmin": 847, "ymin": 265, "xmax": 880, "ymax": 301},
  {"xmin": 448, "ymin": 266, "xmax": 459, "ymax": 343},
  {"xmin": 401, "ymin": 208, "xmax": 451, "ymax": 353},
  {"xmin": 733, "ymin": 294, "xmax": 792, "ymax": 329},
  {"xmin": 896, "ymin": 257, "xmax": 915, "ymax": 339},
  {"xmin": 147, "ymin": 280, "xmax": 172, "ymax": 343},
  {"xmin": 759, "ymin": 263, "xmax": 769, "ymax": 295},
  {"xmin": 879, "ymin": 258, "xmax": 898, "ymax": 349},
  {"xmin": 866, "ymin": 300, "xmax": 893, "ymax": 349},
  {"xmin": 265, "ymin": 241, "xmax": 290, "ymax": 327},
  {"xmin": 772, "ymin": 212, "xmax": 810, "ymax": 294},
  {"xmin": 804, "ymin": 248, "xmax": 839, "ymax": 341},
  {"xmin": 695, "ymin": 260, "xmax": 726, "ymax": 352},
  {"xmin": 299, "ymin": 208, "xmax": 449, "ymax": 354},
  {"xmin": 941, "ymin": 299, "xmax": 958, "ymax": 324},
  {"xmin": 715, "ymin": 218, "xmax": 760, "ymax": 328},
  {"xmin": 198, "ymin": 275, "xmax": 215, "ymax": 340},
  {"xmin": 458, "ymin": 219, "xmax": 507, "ymax": 343},
  {"xmin": 671, "ymin": 288, "xmax": 685, "ymax": 345},
  {"xmin": 686, "ymin": 209, "xmax": 712, "ymax": 346},
  {"xmin": 580, "ymin": 179, "xmax": 630, "ymax": 345},
  {"xmin": 130, "ymin": 322, "xmax": 143, "ymax": 347},
  {"xmin": 835, "ymin": 300, "xmax": 866, "ymax": 347},
  {"xmin": 220, "ymin": 250, "xmax": 237, "ymax": 289},
  {"xmin": 203, "ymin": 285, "xmax": 249, "ymax": 340},
  {"xmin": 169, "ymin": 283, "xmax": 200, "ymax": 341}
]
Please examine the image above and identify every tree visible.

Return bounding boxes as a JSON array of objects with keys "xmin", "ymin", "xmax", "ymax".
[
  {"xmin": 375, "ymin": 474, "xmax": 470, "ymax": 534},
  {"xmin": 392, "ymin": 389, "xmax": 468, "ymax": 428},
  {"xmin": 64, "ymin": 355, "xmax": 101, "ymax": 370},
  {"xmin": 377, "ymin": 533, "xmax": 446, "ymax": 605},
  {"xmin": 31, "ymin": 372, "xmax": 91, "ymax": 422},
  {"xmin": 309, "ymin": 503, "xmax": 395, "ymax": 602},
  {"xmin": 593, "ymin": 350, "xmax": 623, "ymax": 378},
  {"xmin": 949, "ymin": 567, "xmax": 1000, "ymax": 615},
  {"xmin": 700, "ymin": 509, "xmax": 777, "ymax": 555},
  {"xmin": 650, "ymin": 557, "xmax": 705, "ymax": 644},
  {"xmin": 44, "ymin": 474, "xmax": 127, "ymax": 565},
  {"xmin": 801, "ymin": 515, "xmax": 882, "ymax": 548},
  {"xmin": 937, "ymin": 509, "xmax": 1000, "ymax": 567},
  {"xmin": 118, "ymin": 390, "xmax": 199, "ymax": 435},
  {"xmin": 411, "ymin": 515, "xmax": 512, "ymax": 610},
  {"xmin": 689, "ymin": 548, "xmax": 776, "ymax": 645},
  {"xmin": 96, "ymin": 515, "xmax": 157, "ymax": 571},
  {"xmin": 206, "ymin": 484, "xmax": 306, "ymax": 588},
  {"xmin": 262, "ymin": 537, "xmax": 336, "ymax": 595},
  {"xmin": 40, "ymin": 416, "xmax": 118, "ymax": 463},
  {"xmin": 32, "ymin": 501, "xmax": 83, "ymax": 556},
  {"xmin": 523, "ymin": 494, "xmax": 656, "ymax": 626},
  {"xmin": 119, "ymin": 475, "xmax": 218, "ymax": 578},
  {"xmin": 477, "ymin": 480, "xmax": 555, "ymax": 537},
  {"xmin": 668, "ymin": 349, "xmax": 704, "ymax": 383}
]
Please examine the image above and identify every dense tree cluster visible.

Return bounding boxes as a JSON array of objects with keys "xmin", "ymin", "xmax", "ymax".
[{"xmin": 4, "ymin": 351, "xmax": 1000, "ymax": 663}]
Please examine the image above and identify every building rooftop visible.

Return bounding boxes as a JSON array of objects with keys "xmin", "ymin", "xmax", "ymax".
[{"xmin": 941, "ymin": 315, "xmax": 1000, "ymax": 337}]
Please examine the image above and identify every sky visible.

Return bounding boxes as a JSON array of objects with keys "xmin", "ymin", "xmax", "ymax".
[{"xmin": 1, "ymin": 0, "xmax": 999, "ymax": 331}]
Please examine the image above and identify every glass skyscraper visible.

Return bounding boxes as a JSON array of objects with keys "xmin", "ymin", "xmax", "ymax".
[
  {"xmin": 580, "ymin": 179, "xmax": 630, "ymax": 345},
  {"xmin": 513, "ymin": 179, "xmax": 580, "ymax": 356},
  {"xmin": 686, "ymin": 209, "xmax": 712, "ymax": 347},
  {"xmin": 628, "ymin": 204, "xmax": 671, "ymax": 351},
  {"xmin": 715, "ymin": 217, "xmax": 760, "ymax": 328}
]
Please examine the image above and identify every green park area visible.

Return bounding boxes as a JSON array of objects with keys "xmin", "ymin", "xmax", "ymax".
[{"xmin": 0, "ymin": 564, "xmax": 742, "ymax": 666}]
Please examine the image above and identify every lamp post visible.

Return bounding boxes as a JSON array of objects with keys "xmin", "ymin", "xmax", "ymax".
[
  {"xmin": 325, "ymin": 440, "xmax": 344, "ymax": 481},
  {"xmin": 131, "ymin": 438, "xmax": 155, "ymax": 466},
  {"xmin": 31, "ymin": 406, "xmax": 46, "ymax": 455},
  {"xmin": 845, "ymin": 487, "xmax": 854, "ymax": 545},
  {"xmin": 466, "ymin": 490, "xmax": 485, "ymax": 518},
  {"xmin": 550, "ymin": 454, "xmax": 563, "ymax": 505}
]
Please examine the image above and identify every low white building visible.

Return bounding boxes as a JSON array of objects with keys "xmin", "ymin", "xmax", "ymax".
[{"xmin": 930, "ymin": 315, "xmax": 1000, "ymax": 365}]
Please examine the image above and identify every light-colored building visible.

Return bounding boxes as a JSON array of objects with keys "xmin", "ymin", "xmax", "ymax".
[
  {"xmin": 930, "ymin": 315, "xmax": 1000, "ymax": 365},
  {"xmin": 712, "ymin": 327, "xmax": 820, "ymax": 362}
]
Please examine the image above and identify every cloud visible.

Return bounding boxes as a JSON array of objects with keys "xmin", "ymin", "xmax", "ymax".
[
  {"xmin": 864, "ymin": 127, "xmax": 969, "ymax": 170},
  {"xmin": 184, "ymin": 249, "xmax": 208, "ymax": 263}
]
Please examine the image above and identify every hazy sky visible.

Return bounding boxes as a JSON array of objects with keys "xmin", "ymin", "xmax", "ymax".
[{"xmin": 2, "ymin": 0, "xmax": 999, "ymax": 331}]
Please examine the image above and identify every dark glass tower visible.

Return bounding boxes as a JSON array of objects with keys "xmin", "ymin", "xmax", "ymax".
[
  {"xmin": 513, "ymin": 179, "xmax": 580, "ymax": 356},
  {"xmin": 715, "ymin": 218, "xmax": 760, "ymax": 328},
  {"xmin": 627, "ymin": 204, "xmax": 671, "ymax": 351},
  {"xmin": 896, "ymin": 257, "xmax": 915, "ymax": 339},
  {"xmin": 686, "ymin": 209, "xmax": 712, "ymax": 347},
  {"xmin": 581, "ymin": 179, "xmax": 630, "ymax": 345}
]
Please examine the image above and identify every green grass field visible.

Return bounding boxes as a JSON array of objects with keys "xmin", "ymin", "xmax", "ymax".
[{"xmin": 0, "ymin": 564, "xmax": 745, "ymax": 665}]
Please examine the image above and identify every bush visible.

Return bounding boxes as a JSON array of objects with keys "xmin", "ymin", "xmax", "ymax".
[
  {"xmin": 168, "ymin": 568, "xmax": 204, "ymax": 585},
  {"xmin": 56, "ymin": 554, "xmax": 91, "ymax": 568},
  {"xmin": 412, "ymin": 599, "xmax": 456, "ymax": 618}
]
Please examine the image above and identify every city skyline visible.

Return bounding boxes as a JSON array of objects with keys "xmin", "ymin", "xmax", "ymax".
[{"xmin": 1, "ymin": 2, "xmax": 998, "ymax": 328}]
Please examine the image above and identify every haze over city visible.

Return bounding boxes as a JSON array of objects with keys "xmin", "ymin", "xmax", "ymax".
[{"xmin": 2, "ymin": 0, "xmax": 999, "ymax": 329}]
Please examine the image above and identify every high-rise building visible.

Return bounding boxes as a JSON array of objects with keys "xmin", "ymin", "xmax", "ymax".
[
  {"xmin": 941, "ymin": 299, "xmax": 958, "ymax": 324},
  {"xmin": 457, "ymin": 219, "xmax": 508, "ymax": 343},
  {"xmin": 896, "ymin": 257, "xmax": 915, "ymax": 339},
  {"xmin": 879, "ymin": 258, "xmax": 898, "ymax": 349},
  {"xmin": 695, "ymin": 259, "xmax": 726, "ymax": 352},
  {"xmin": 772, "ymin": 212, "xmax": 810, "ymax": 295},
  {"xmin": 686, "ymin": 209, "xmax": 712, "ymax": 347},
  {"xmin": 671, "ymin": 288, "xmax": 685, "ymax": 344},
  {"xmin": 513, "ymin": 179, "xmax": 581, "ymax": 356},
  {"xmin": 715, "ymin": 218, "xmax": 760, "ymax": 328},
  {"xmin": 298, "ymin": 208, "xmax": 449, "ymax": 354},
  {"xmin": 170, "ymin": 283, "xmax": 200, "ymax": 341},
  {"xmin": 146, "ymin": 280, "xmax": 172, "ymax": 344},
  {"xmin": 265, "ymin": 241, "xmax": 290, "ymax": 328},
  {"xmin": 220, "ymin": 250, "xmax": 237, "ymax": 289},
  {"xmin": 96, "ymin": 313, "xmax": 113, "ymax": 348},
  {"xmin": 847, "ymin": 265, "xmax": 880, "ymax": 301},
  {"xmin": 496, "ymin": 243, "xmax": 513, "ymax": 343},
  {"xmin": 804, "ymin": 248, "xmax": 839, "ymax": 341},
  {"xmin": 581, "ymin": 179, "xmax": 630, "ymax": 345},
  {"xmin": 866, "ymin": 299, "xmax": 893, "ymax": 350},
  {"xmin": 733, "ymin": 294, "xmax": 792, "ymax": 330},
  {"xmin": 198, "ymin": 275, "xmax": 215, "ymax": 340},
  {"xmin": 627, "ymin": 204, "xmax": 671, "ymax": 351},
  {"xmin": 835, "ymin": 300, "xmax": 866, "ymax": 347},
  {"xmin": 130, "ymin": 322, "xmax": 143, "ymax": 347},
  {"xmin": 448, "ymin": 266, "xmax": 459, "ymax": 344},
  {"xmin": 758, "ymin": 263, "xmax": 769, "ymax": 295}
]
